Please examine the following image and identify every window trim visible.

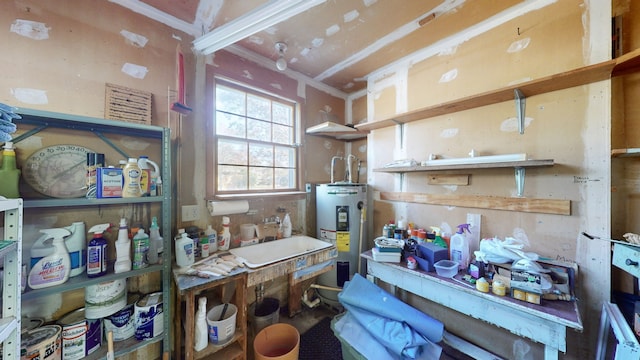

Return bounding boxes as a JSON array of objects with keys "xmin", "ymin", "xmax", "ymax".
[{"xmin": 207, "ymin": 76, "xmax": 303, "ymax": 198}]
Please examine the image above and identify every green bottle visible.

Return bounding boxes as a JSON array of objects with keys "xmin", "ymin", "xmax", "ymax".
[
  {"xmin": 430, "ymin": 226, "xmax": 448, "ymax": 249},
  {"xmin": 0, "ymin": 141, "xmax": 20, "ymax": 198}
]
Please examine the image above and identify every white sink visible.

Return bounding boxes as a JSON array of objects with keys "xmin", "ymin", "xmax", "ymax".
[{"xmin": 229, "ymin": 235, "xmax": 333, "ymax": 269}]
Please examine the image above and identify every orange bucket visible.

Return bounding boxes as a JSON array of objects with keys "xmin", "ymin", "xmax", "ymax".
[{"xmin": 253, "ymin": 323, "xmax": 300, "ymax": 360}]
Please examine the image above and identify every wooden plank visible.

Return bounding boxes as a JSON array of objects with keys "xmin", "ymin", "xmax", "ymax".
[
  {"xmin": 427, "ymin": 174, "xmax": 469, "ymax": 185},
  {"xmin": 380, "ymin": 192, "xmax": 571, "ymax": 215}
]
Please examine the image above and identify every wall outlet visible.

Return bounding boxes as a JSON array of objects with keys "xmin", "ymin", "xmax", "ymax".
[
  {"xmin": 182, "ymin": 205, "xmax": 200, "ymax": 221},
  {"xmin": 305, "ymin": 183, "xmax": 312, "ymax": 193}
]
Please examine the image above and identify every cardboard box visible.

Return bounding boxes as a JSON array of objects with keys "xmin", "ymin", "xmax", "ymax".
[{"xmin": 97, "ymin": 167, "xmax": 123, "ymax": 198}]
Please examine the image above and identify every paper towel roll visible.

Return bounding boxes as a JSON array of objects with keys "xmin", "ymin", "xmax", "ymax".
[{"xmin": 207, "ymin": 200, "xmax": 249, "ymax": 216}]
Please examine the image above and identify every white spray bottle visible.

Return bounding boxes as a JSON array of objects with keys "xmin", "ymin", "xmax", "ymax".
[
  {"xmin": 194, "ymin": 297, "xmax": 208, "ymax": 351},
  {"xmin": 28, "ymin": 228, "xmax": 72, "ymax": 289},
  {"xmin": 114, "ymin": 218, "xmax": 132, "ymax": 273}
]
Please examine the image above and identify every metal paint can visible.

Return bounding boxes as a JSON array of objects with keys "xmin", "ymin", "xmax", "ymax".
[
  {"xmin": 103, "ymin": 293, "xmax": 139, "ymax": 342},
  {"xmin": 134, "ymin": 292, "xmax": 163, "ymax": 340},
  {"xmin": 84, "ymin": 279, "xmax": 127, "ymax": 319},
  {"xmin": 57, "ymin": 308, "xmax": 102, "ymax": 360},
  {"xmin": 21, "ymin": 325, "xmax": 62, "ymax": 360}
]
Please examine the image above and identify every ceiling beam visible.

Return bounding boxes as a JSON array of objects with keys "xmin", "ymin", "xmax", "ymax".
[
  {"xmin": 193, "ymin": 0, "xmax": 327, "ymax": 55},
  {"xmin": 109, "ymin": 0, "xmax": 200, "ymax": 37}
]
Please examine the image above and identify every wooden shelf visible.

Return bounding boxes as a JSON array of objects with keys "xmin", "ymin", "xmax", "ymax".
[
  {"xmin": 374, "ymin": 159, "xmax": 554, "ymax": 173},
  {"xmin": 357, "ymin": 48, "xmax": 640, "ymax": 132},
  {"xmin": 611, "ymin": 148, "xmax": 640, "ymax": 158}
]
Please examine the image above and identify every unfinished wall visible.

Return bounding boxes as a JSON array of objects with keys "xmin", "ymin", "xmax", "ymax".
[{"xmin": 366, "ymin": 1, "xmax": 610, "ymax": 359}]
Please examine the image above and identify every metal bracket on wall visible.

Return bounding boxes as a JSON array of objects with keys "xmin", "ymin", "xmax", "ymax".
[
  {"xmin": 515, "ymin": 166, "xmax": 525, "ymax": 197},
  {"xmin": 515, "ymin": 89, "xmax": 526, "ymax": 134}
]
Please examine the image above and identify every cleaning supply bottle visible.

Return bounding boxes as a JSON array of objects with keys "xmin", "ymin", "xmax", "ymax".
[
  {"xmin": 194, "ymin": 296, "xmax": 208, "ymax": 351},
  {"xmin": 450, "ymin": 223, "xmax": 471, "ymax": 270},
  {"xmin": 133, "ymin": 228, "xmax": 149, "ymax": 269},
  {"xmin": 204, "ymin": 225, "xmax": 217, "ymax": 257},
  {"xmin": 282, "ymin": 213, "xmax": 292, "ymax": 238},
  {"xmin": 175, "ymin": 230, "xmax": 194, "ymax": 267},
  {"xmin": 114, "ymin": 218, "xmax": 132, "ymax": 273},
  {"xmin": 122, "ymin": 158, "xmax": 143, "ymax": 198},
  {"xmin": 87, "ymin": 223, "xmax": 111, "ymax": 278},
  {"xmin": 0, "ymin": 141, "xmax": 20, "ymax": 198},
  {"xmin": 430, "ymin": 226, "xmax": 447, "ymax": 248},
  {"xmin": 219, "ymin": 216, "xmax": 231, "ymax": 251},
  {"xmin": 28, "ymin": 228, "xmax": 72, "ymax": 289},
  {"xmin": 64, "ymin": 221, "xmax": 86, "ymax": 277},
  {"xmin": 138, "ymin": 156, "xmax": 160, "ymax": 196},
  {"xmin": 148, "ymin": 216, "xmax": 163, "ymax": 265}
]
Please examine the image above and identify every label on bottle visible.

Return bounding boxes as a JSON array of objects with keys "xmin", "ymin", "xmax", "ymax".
[
  {"xmin": 133, "ymin": 237, "xmax": 149, "ymax": 269},
  {"xmin": 87, "ymin": 246, "xmax": 104, "ymax": 275}
]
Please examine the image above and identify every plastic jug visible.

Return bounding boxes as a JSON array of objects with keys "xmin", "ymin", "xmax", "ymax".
[
  {"xmin": 138, "ymin": 156, "xmax": 160, "ymax": 196},
  {"xmin": 0, "ymin": 141, "xmax": 20, "ymax": 198}
]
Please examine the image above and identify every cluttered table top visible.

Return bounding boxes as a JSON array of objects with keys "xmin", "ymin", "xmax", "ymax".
[{"xmin": 361, "ymin": 250, "xmax": 583, "ymax": 330}]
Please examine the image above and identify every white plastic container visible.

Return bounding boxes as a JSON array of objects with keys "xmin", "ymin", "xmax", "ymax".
[
  {"xmin": 206, "ymin": 303, "xmax": 237, "ymax": 345},
  {"xmin": 114, "ymin": 218, "xmax": 132, "ymax": 274},
  {"xmin": 218, "ymin": 217, "xmax": 231, "ymax": 251},
  {"xmin": 133, "ymin": 228, "xmax": 149, "ymax": 270},
  {"xmin": 175, "ymin": 232, "xmax": 194, "ymax": 267},
  {"xmin": 204, "ymin": 225, "xmax": 216, "ymax": 256},
  {"xmin": 194, "ymin": 297, "xmax": 208, "ymax": 351},
  {"xmin": 28, "ymin": 228, "xmax": 72, "ymax": 289},
  {"xmin": 122, "ymin": 158, "xmax": 143, "ymax": 198},
  {"xmin": 138, "ymin": 156, "xmax": 160, "ymax": 196},
  {"xmin": 148, "ymin": 216, "xmax": 163, "ymax": 264},
  {"xmin": 282, "ymin": 213, "xmax": 292, "ymax": 238},
  {"xmin": 65, "ymin": 222, "xmax": 86, "ymax": 277},
  {"xmin": 450, "ymin": 224, "xmax": 471, "ymax": 270}
]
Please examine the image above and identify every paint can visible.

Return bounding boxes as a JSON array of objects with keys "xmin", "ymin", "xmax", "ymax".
[
  {"xmin": 134, "ymin": 292, "xmax": 163, "ymax": 340},
  {"xmin": 103, "ymin": 293, "xmax": 139, "ymax": 342},
  {"xmin": 57, "ymin": 308, "xmax": 102, "ymax": 360},
  {"xmin": 84, "ymin": 279, "xmax": 127, "ymax": 319},
  {"xmin": 21, "ymin": 325, "xmax": 62, "ymax": 360}
]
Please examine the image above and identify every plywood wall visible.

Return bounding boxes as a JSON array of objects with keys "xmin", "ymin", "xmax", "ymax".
[{"xmin": 366, "ymin": 1, "xmax": 611, "ymax": 359}]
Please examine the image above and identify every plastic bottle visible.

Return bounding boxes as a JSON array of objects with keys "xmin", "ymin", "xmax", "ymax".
[
  {"xmin": 133, "ymin": 228, "xmax": 149, "ymax": 269},
  {"xmin": 282, "ymin": 213, "xmax": 292, "ymax": 238},
  {"xmin": 148, "ymin": 216, "xmax": 163, "ymax": 265},
  {"xmin": 450, "ymin": 223, "xmax": 471, "ymax": 270},
  {"xmin": 87, "ymin": 223, "xmax": 110, "ymax": 278},
  {"xmin": 430, "ymin": 226, "xmax": 447, "ymax": 248},
  {"xmin": 122, "ymin": 158, "xmax": 143, "ymax": 198},
  {"xmin": 218, "ymin": 216, "xmax": 231, "ymax": 251},
  {"xmin": 203, "ymin": 225, "xmax": 217, "ymax": 257},
  {"xmin": 194, "ymin": 297, "xmax": 208, "ymax": 351},
  {"xmin": 64, "ymin": 221, "xmax": 86, "ymax": 277},
  {"xmin": 138, "ymin": 156, "xmax": 160, "ymax": 196},
  {"xmin": 27, "ymin": 228, "xmax": 72, "ymax": 289},
  {"xmin": 0, "ymin": 141, "xmax": 20, "ymax": 198},
  {"xmin": 175, "ymin": 231, "xmax": 195, "ymax": 267},
  {"xmin": 114, "ymin": 218, "xmax": 132, "ymax": 273}
]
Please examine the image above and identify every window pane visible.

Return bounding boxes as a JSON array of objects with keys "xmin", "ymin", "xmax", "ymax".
[
  {"xmin": 273, "ymin": 103, "xmax": 292, "ymax": 125},
  {"xmin": 216, "ymin": 112, "xmax": 246, "ymax": 138},
  {"xmin": 247, "ymin": 118, "xmax": 271, "ymax": 141},
  {"xmin": 216, "ymin": 85, "xmax": 245, "ymax": 115},
  {"xmin": 218, "ymin": 139, "xmax": 247, "ymax": 165},
  {"xmin": 249, "ymin": 167, "xmax": 273, "ymax": 190},
  {"xmin": 218, "ymin": 165, "xmax": 247, "ymax": 191},
  {"xmin": 247, "ymin": 94, "xmax": 270, "ymax": 120},
  {"xmin": 275, "ymin": 146, "xmax": 294, "ymax": 168},
  {"xmin": 249, "ymin": 143, "xmax": 273, "ymax": 166},
  {"xmin": 273, "ymin": 123, "xmax": 292, "ymax": 145},
  {"xmin": 275, "ymin": 168, "xmax": 294, "ymax": 189}
]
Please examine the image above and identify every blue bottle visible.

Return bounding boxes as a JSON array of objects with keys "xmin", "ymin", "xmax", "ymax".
[{"xmin": 87, "ymin": 223, "xmax": 110, "ymax": 278}]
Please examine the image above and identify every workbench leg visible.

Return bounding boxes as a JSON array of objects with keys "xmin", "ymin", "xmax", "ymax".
[
  {"xmin": 184, "ymin": 290, "xmax": 195, "ymax": 360},
  {"xmin": 288, "ymin": 273, "xmax": 303, "ymax": 317},
  {"xmin": 174, "ymin": 288, "xmax": 182, "ymax": 360},
  {"xmin": 543, "ymin": 346, "xmax": 559, "ymax": 360}
]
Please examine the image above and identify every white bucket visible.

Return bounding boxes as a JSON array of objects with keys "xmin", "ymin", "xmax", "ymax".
[
  {"xmin": 103, "ymin": 294, "xmax": 139, "ymax": 342},
  {"xmin": 206, "ymin": 303, "xmax": 237, "ymax": 345},
  {"xmin": 134, "ymin": 292, "xmax": 164, "ymax": 340},
  {"xmin": 84, "ymin": 279, "xmax": 127, "ymax": 319},
  {"xmin": 21, "ymin": 325, "xmax": 62, "ymax": 360}
]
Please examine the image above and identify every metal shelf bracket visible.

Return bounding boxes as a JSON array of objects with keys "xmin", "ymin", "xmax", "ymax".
[
  {"xmin": 515, "ymin": 89, "xmax": 526, "ymax": 135},
  {"xmin": 515, "ymin": 166, "xmax": 525, "ymax": 197}
]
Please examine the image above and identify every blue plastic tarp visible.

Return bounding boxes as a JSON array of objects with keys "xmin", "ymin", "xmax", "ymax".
[{"xmin": 337, "ymin": 274, "xmax": 444, "ymax": 359}]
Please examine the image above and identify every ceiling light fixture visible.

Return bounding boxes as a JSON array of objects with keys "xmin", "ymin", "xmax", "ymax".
[
  {"xmin": 275, "ymin": 42, "xmax": 288, "ymax": 71},
  {"xmin": 192, "ymin": 0, "xmax": 326, "ymax": 55}
]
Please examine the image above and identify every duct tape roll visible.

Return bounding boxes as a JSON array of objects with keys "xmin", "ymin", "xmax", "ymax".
[
  {"xmin": 84, "ymin": 279, "xmax": 127, "ymax": 319},
  {"xmin": 207, "ymin": 200, "xmax": 249, "ymax": 216}
]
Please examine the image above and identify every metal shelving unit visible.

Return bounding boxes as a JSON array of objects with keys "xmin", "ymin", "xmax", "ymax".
[
  {"xmin": 13, "ymin": 109, "xmax": 172, "ymax": 358},
  {"xmin": 0, "ymin": 198, "xmax": 23, "ymax": 360}
]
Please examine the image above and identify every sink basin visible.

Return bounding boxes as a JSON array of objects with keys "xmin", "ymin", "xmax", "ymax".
[{"xmin": 229, "ymin": 236, "xmax": 333, "ymax": 269}]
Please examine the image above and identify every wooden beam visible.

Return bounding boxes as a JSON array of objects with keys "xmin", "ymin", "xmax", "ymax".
[
  {"xmin": 427, "ymin": 174, "xmax": 470, "ymax": 186},
  {"xmin": 380, "ymin": 192, "xmax": 571, "ymax": 215}
]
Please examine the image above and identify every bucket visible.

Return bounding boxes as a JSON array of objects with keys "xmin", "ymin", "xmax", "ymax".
[
  {"xmin": 250, "ymin": 298, "xmax": 280, "ymax": 335},
  {"xmin": 84, "ymin": 279, "xmax": 127, "ymax": 319},
  {"xmin": 134, "ymin": 292, "xmax": 164, "ymax": 340},
  {"xmin": 57, "ymin": 308, "xmax": 102, "ymax": 360},
  {"xmin": 103, "ymin": 294, "xmax": 139, "ymax": 342},
  {"xmin": 254, "ymin": 323, "xmax": 300, "ymax": 360},
  {"xmin": 21, "ymin": 325, "xmax": 62, "ymax": 360},
  {"xmin": 206, "ymin": 303, "xmax": 237, "ymax": 345}
]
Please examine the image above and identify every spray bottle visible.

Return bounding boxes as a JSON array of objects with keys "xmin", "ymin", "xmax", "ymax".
[
  {"xmin": 194, "ymin": 297, "xmax": 208, "ymax": 351},
  {"xmin": 133, "ymin": 228, "xmax": 149, "ymax": 269},
  {"xmin": 114, "ymin": 218, "xmax": 132, "ymax": 273},
  {"xmin": 203, "ymin": 225, "xmax": 216, "ymax": 257},
  {"xmin": 148, "ymin": 216, "xmax": 163, "ymax": 265},
  {"xmin": 28, "ymin": 228, "xmax": 72, "ymax": 289},
  {"xmin": 88, "ymin": 223, "xmax": 111, "ymax": 278},
  {"xmin": 0, "ymin": 141, "xmax": 20, "ymax": 198},
  {"xmin": 430, "ymin": 226, "xmax": 447, "ymax": 248},
  {"xmin": 219, "ymin": 216, "xmax": 231, "ymax": 251},
  {"xmin": 450, "ymin": 224, "xmax": 471, "ymax": 270}
]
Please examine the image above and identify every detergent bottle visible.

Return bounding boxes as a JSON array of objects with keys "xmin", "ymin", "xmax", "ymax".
[
  {"xmin": 430, "ymin": 226, "xmax": 447, "ymax": 248},
  {"xmin": 122, "ymin": 158, "xmax": 143, "ymax": 198},
  {"xmin": 450, "ymin": 223, "xmax": 471, "ymax": 270},
  {"xmin": 87, "ymin": 223, "xmax": 111, "ymax": 278},
  {"xmin": 114, "ymin": 218, "xmax": 132, "ymax": 273},
  {"xmin": 28, "ymin": 228, "xmax": 72, "ymax": 289},
  {"xmin": 64, "ymin": 221, "xmax": 86, "ymax": 277},
  {"xmin": 133, "ymin": 228, "xmax": 149, "ymax": 270},
  {"xmin": 138, "ymin": 156, "xmax": 160, "ymax": 197},
  {"xmin": 0, "ymin": 141, "xmax": 20, "ymax": 198},
  {"xmin": 175, "ymin": 230, "xmax": 194, "ymax": 267},
  {"xmin": 218, "ymin": 216, "xmax": 231, "ymax": 251}
]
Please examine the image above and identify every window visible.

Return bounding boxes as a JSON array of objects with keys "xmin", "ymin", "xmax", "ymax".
[{"xmin": 214, "ymin": 79, "xmax": 299, "ymax": 194}]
